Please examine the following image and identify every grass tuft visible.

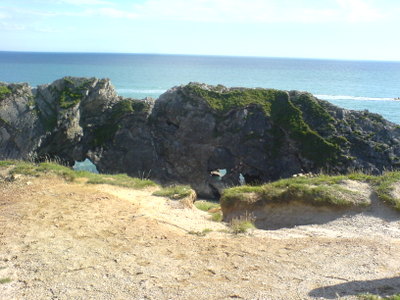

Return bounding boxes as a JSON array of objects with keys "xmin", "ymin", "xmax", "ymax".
[
  {"xmin": 84, "ymin": 173, "xmax": 156, "ymax": 189},
  {"xmin": 229, "ymin": 213, "xmax": 256, "ymax": 234},
  {"xmin": 210, "ymin": 211, "xmax": 223, "ymax": 222},
  {"xmin": 1, "ymin": 160, "xmax": 157, "ymax": 189},
  {"xmin": 194, "ymin": 200, "xmax": 222, "ymax": 222},
  {"xmin": 0, "ymin": 277, "xmax": 11, "ymax": 284},
  {"xmin": 221, "ymin": 173, "xmax": 375, "ymax": 210},
  {"xmin": 0, "ymin": 160, "xmax": 17, "ymax": 167},
  {"xmin": 152, "ymin": 185, "xmax": 193, "ymax": 200},
  {"xmin": 194, "ymin": 200, "xmax": 220, "ymax": 212},
  {"xmin": 373, "ymin": 172, "xmax": 400, "ymax": 210}
]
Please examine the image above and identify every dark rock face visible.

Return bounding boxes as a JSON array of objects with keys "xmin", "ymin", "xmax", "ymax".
[{"xmin": 1, "ymin": 78, "xmax": 400, "ymax": 198}]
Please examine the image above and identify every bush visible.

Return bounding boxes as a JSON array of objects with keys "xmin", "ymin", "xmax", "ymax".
[
  {"xmin": 229, "ymin": 213, "xmax": 255, "ymax": 234},
  {"xmin": 211, "ymin": 211, "xmax": 223, "ymax": 222}
]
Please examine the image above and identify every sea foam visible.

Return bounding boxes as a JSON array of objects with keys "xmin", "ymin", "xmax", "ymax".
[{"xmin": 316, "ymin": 94, "xmax": 396, "ymax": 101}]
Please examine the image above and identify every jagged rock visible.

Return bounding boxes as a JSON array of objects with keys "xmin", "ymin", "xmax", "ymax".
[{"xmin": 1, "ymin": 78, "xmax": 400, "ymax": 198}]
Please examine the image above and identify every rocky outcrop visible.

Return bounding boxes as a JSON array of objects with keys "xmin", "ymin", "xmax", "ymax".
[{"xmin": 1, "ymin": 78, "xmax": 400, "ymax": 198}]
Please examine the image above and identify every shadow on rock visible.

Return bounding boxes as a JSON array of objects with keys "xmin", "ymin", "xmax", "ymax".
[{"xmin": 309, "ymin": 277, "xmax": 400, "ymax": 299}]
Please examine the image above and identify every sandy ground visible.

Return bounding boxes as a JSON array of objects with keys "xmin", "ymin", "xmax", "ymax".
[{"xmin": 1, "ymin": 175, "xmax": 400, "ymax": 300}]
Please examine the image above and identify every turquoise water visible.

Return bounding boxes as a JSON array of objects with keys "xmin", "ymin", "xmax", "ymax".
[{"xmin": 1, "ymin": 51, "xmax": 400, "ymax": 123}]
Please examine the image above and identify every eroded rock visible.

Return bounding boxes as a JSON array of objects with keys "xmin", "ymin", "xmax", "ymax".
[{"xmin": 1, "ymin": 78, "xmax": 400, "ymax": 198}]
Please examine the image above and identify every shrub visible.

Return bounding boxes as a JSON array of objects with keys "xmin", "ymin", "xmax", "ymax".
[
  {"xmin": 229, "ymin": 213, "xmax": 255, "ymax": 234},
  {"xmin": 211, "ymin": 211, "xmax": 223, "ymax": 222}
]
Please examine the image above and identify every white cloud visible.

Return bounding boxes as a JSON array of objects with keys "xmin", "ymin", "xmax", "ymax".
[
  {"xmin": 336, "ymin": 0, "xmax": 384, "ymax": 22},
  {"xmin": 0, "ymin": 21, "xmax": 26, "ymax": 31},
  {"xmin": 0, "ymin": 12, "xmax": 9, "ymax": 19},
  {"xmin": 33, "ymin": 25, "xmax": 62, "ymax": 33},
  {"xmin": 57, "ymin": 0, "xmax": 113, "ymax": 5},
  {"xmin": 131, "ymin": 0, "xmax": 275, "ymax": 23},
  {"xmin": 92, "ymin": 7, "xmax": 137, "ymax": 19},
  {"xmin": 2, "ymin": 6, "xmax": 137, "ymax": 19},
  {"xmin": 128, "ymin": 0, "xmax": 387, "ymax": 23},
  {"xmin": 0, "ymin": 0, "xmax": 390, "ymax": 25}
]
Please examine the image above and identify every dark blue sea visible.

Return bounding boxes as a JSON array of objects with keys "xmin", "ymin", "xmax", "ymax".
[{"xmin": 1, "ymin": 51, "xmax": 400, "ymax": 123}]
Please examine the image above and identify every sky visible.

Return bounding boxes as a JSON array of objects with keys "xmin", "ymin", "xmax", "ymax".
[{"xmin": 0, "ymin": 0, "xmax": 400, "ymax": 61}]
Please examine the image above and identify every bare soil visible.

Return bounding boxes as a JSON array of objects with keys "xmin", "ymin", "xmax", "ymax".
[{"xmin": 1, "ymin": 175, "xmax": 400, "ymax": 300}]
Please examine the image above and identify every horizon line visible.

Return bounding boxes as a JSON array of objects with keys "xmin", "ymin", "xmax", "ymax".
[{"xmin": 0, "ymin": 50, "xmax": 399, "ymax": 63}]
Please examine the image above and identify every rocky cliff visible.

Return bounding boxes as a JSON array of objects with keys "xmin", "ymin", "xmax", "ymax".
[{"xmin": 1, "ymin": 77, "xmax": 400, "ymax": 198}]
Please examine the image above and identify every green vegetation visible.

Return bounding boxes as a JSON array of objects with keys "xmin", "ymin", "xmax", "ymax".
[
  {"xmin": 229, "ymin": 214, "xmax": 256, "ymax": 234},
  {"xmin": 210, "ymin": 211, "xmax": 223, "ymax": 222},
  {"xmin": 1, "ymin": 160, "xmax": 156, "ymax": 189},
  {"xmin": 59, "ymin": 89, "xmax": 81, "ymax": 109},
  {"xmin": 153, "ymin": 185, "xmax": 193, "ymax": 200},
  {"xmin": 0, "ymin": 277, "xmax": 12, "ymax": 284},
  {"xmin": 112, "ymin": 99, "xmax": 149, "ymax": 119},
  {"xmin": 0, "ymin": 117, "xmax": 9, "ymax": 126},
  {"xmin": 194, "ymin": 200, "xmax": 223, "ymax": 222},
  {"xmin": 0, "ymin": 86, "xmax": 11, "ymax": 100},
  {"xmin": 269, "ymin": 93, "xmax": 340, "ymax": 166},
  {"xmin": 58, "ymin": 78, "xmax": 91, "ymax": 109},
  {"xmin": 222, "ymin": 174, "xmax": 365, "ymax": 209},
  {"xmin": 0, "ymin": 160, "xmax": 15, "ymax": 167},
  {"xmin": 92, "ymin": 98, "xmax": 150, "ymax": 147},
  {"xmin": 374, "ymin": 171, "xmax": 400, "ymax": 210},
  {"xmin": 291, "ymin": 93, "xmax": 336, "ymax": 133},
  {"xmin": 41, "ymin": 113, "xmax": 58, "ymax": 132},
  {"xmin": 83, "ymin": 172, "xmax": 156, "ymax": 189},
  {"xmin": 185, "ymin": 84, "xmax": 280, "ymax": 114},
  {"xmin": 36, "ymin": 77, "xmax": 93, "ymax": 132},
  {"xmin": 221, "ymin": 171, "xmax": 400, "ymax": 211},
  {"xmin": 185, "ymin": 84, "xmax": 342, "ymax": 167},
  {"xmin": 194, "ymin": 200, "xmax": 220, "ymax": 211}
]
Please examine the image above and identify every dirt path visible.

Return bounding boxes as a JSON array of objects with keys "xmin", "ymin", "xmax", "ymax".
[{"xmin": 1, "ymin": 175, "xmax": 400, "ymax": 299}]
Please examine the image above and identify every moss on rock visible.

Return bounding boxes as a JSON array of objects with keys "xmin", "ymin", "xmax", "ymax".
[
  {"xmin": 184, "ymin": 83, "xmax": 280, "ymax": 114},
  {"xmin": 0, "ymin": 85, "xmax": 11, "ymax": 100},
  {"xmin": 58, "ymin": 77, "xmax": 93, "ymax": 109},
  {"xmin": 185, "ymin": 83, "xmax": 342, "ymax": 167},
  {"xmin": 92, "ymin": 98, "xmax": 150, "ymax": 147}
]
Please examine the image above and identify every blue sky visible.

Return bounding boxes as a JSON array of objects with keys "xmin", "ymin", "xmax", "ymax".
[{"xmin": 1, "ymin": 0, "xmax": 399, "ymax": 61}]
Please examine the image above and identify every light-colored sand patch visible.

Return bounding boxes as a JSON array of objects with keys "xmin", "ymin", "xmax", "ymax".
[
  {"xmin": 100, "ymin": 185, "xmax": 227, "ymax": 233},
  {"xmin": 1, "ymin": 175, "xmax": 400, "ymax": 300},
  {"xmin": 391, "ymin": 181, "xmax": 400, "ymax": 200}
]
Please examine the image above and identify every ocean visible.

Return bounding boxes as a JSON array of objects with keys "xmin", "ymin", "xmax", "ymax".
[{"xmin": 1, "ymin": 51, "xmax": 400, "ymax": 124}]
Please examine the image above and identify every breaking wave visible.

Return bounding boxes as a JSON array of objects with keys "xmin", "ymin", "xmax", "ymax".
[
  {"xmin": 117, "ymin": 88, "xmax": 166, "ymax": 94},
  {"xmin": 315, "ymin": 94, "xmax": 397, "ymax": 101}
]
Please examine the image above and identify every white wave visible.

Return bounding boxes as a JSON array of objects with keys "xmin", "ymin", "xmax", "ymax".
[
  {"xmin": 315, "ymin": 94, "xmax": 396, "ymax": 101},
  {"xmin": 117, "ymin": 88, "xmax": 166, "ymax": 94}
]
